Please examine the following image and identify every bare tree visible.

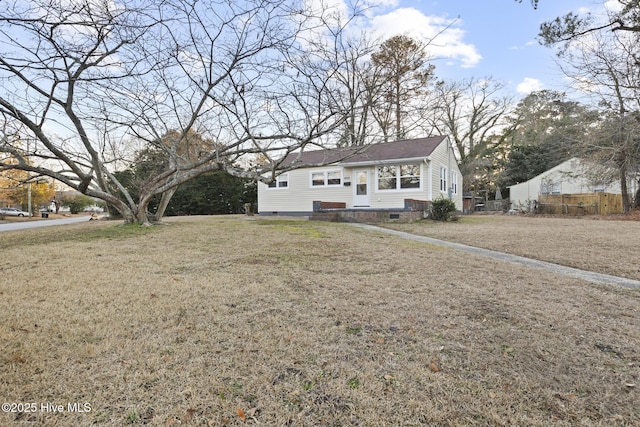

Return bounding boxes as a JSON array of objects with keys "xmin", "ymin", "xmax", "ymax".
[
  {"xmin": 297, "ymin": 5, "xmax": 380, "ymax": 148},
  {"xmin": 552, "ymin": 27, "xmax": 640, "ymax": 211},
  {"xmin": 538, "ymin": 0, "xmax": 640, "ymax": 45},
  {"xmin": 371, "ymin": 35, "xmax": 435, "ymax": 142},
  {"xmin": 425, "ymin": 77, "xmax": 511, "ymax": 192},
  {"xmin": 331, "ymin": 35, "xmax": 380, "ymax": 147},
  {"xmin": 0, "ymin": 0, "xmax": 360, "ymax": 224}
]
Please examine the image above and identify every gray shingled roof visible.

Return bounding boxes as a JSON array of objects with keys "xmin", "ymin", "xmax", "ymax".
[{"xmin": 280, "ymin": 136, "xmax": 447, "ymax": 167}]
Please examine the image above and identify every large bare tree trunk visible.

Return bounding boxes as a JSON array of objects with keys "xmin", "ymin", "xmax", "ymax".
[
  {"xmin": 619, "ymin": 164, "xmax": 631, "ymax": 213},
  {"xmin": 154, "ymin": 188, "xmax": 177, "ymax": 222}
]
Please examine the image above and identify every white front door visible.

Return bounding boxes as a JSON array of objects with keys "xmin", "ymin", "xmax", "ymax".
[{"xmin": 353, "ymin": 169, "xmax": 370, "ymax": 207}]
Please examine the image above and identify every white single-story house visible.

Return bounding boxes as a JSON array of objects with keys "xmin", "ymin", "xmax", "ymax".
[
  {"xmin": 508, "ymin": 157, "xmax": 628, "ymax": 209},
  {"xmin": 257, "ymin": 136, "xmax": 463, "ymax": 216}
]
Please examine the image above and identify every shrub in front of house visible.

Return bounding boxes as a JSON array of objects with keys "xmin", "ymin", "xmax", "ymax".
[{"xmin": 431, "ymin": 198, "xmax": 457, "ymax": 221}]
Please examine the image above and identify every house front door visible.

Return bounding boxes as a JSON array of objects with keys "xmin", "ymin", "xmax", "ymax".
[{"xmin": 353, "ymin": 169, "xmax": 370, "ymax": 207}]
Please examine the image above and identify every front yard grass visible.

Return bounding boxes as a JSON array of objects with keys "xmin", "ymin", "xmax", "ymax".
[
  {"xmin": 384, "ymin": 214, "xmax": 640, "ymax": 281},
  {"xmin": 1, "ymin": 215, "xmax": 638, "ymax": 426}
]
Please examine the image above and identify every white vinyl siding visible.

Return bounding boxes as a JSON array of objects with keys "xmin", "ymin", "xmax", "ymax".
[
  {"xmin": 428, "ymin": 137, "xmax": 463, "ymax": 210},
  {"xmin": 258, "ymin": 137, "xmax": 464, "ymax": 214},
  {"xmin": 258, "ymin": 167, "xmax": 349, "ymax": 213},
  {"xmin": 508, "ymin": 158, "xmax": 624, "ymax": 209}
]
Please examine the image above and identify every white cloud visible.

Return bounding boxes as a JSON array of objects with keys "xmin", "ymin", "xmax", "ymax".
[
  {"xmin": 366, "ymin": 7, "xmax": 482, "ymax": 68},
  {"xmin": 603, "ymin": 0, "xmax": 624, "ymax": 13},
  {"xmin": 299, "ymin": 1, "xmax": 481, "ymax": 69},
  {"xmin": 510, "ymin": 40, "xmax": 537, "ymax": 51},
  {"xmin": 516, "ymin": 77, "xmax": 544, "ymax": 94}
]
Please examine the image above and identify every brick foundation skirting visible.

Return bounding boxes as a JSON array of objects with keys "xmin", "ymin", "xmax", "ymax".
[
  {"xmin": 311, "ymin": 209, "xmax": 426, "ymax": 223},
  {"xmin": 310, "ymin": 199, "xmax": 430, "ymax": 223}
]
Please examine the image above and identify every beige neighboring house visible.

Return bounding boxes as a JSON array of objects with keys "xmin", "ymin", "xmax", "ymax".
[
  {"xmin": 257, "ymin": 136, "xmax": 463, "ymax": 216},
  {"xmin": 508, "ymin": 157, "xmax": 630, "ymax": 210}
]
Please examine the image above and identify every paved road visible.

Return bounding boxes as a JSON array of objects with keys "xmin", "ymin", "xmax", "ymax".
[
  {"xmin": 350, "ymin": 223, "xmax": 640, "ymax": 290},
  {"xmin": 0, "ymin": 216, "xmax": 90, "ymax": 232}
]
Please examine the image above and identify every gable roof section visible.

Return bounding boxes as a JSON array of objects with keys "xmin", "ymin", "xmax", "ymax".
[
  {"xmin": 280, "ymin": 136, "xmax": 447, "ymax": 168},
  {"xmin": 507, "ymin": 158, "xmax": 579, "ymax": 189}
]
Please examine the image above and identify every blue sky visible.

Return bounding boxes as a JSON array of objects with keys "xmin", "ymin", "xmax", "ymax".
[{"xmin": 358, "ymin": 0, "xmax": 609, "ymax": 98}]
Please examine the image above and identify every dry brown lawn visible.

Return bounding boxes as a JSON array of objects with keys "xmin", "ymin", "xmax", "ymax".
[
  {"xmin": 1, "ymin": 215, "xmax": 638, "ymax": 426},
  {"xmin": 385, "ymin": 214, "xmax": 640, "ymax": 282}
]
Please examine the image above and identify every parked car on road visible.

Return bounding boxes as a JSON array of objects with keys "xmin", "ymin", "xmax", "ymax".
[{"xmin": 0, "ymin": 208, "xmax": 31, "ymax": 217}]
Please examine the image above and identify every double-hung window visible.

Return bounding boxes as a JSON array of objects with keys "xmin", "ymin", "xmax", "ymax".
[
  {"xmin": 451, "ymin": 171, "xmax": 458, "ymax": 195},
  {"xmin": 400, "ymin": 165, "xmax": 421, "ymax": 189},
  {"xmin": 377, "ymin": 166, "xmax": 397, "ymax": 190},
  {"xmin": 440, "ymin": 167, "xmax": 448, "ymax": 193},
  {"xmin": 311, "ymin": 170, "xmax": 342, "ymax": 187},
  {"xmin": 267, "ymin": 173, "xmax": 289, "ymax": 189},
  {"xmin": 377, "ymin": 163, "xmax": 421, "ymax": 190},
  {"xmin": 540, "ymin": 179, "xmax": 560, "ymax": 194}
]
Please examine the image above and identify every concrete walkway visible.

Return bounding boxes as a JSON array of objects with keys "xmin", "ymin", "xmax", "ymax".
[{"xmin": 349, "ymin": 223, "xmax": 640, "ymax": 290}]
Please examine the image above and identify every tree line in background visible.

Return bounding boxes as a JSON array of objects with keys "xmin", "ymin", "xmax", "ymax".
[
  {"xmin": 1, "ymin": 0, "xmax": 639, "ymax": 222},
  {"xmin": 0, "ymin": 166, "xmax": 54, "ymax": 210}
]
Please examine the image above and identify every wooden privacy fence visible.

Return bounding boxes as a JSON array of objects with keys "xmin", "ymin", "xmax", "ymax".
[{"xmin": 538, "ymin": 193, "xmax": 623, "ymax": 215}]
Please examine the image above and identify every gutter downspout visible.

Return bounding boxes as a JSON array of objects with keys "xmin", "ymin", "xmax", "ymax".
[
  {"xmin": 424, "ymin": 157, "xmax": 432, "ymax": 202},
  {"xmin": 447, "ymin": 137, "xmax": 453, "ymax": 201}
]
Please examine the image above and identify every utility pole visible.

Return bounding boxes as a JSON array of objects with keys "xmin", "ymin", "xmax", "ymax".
[
  {"xmin": 27, "ymin": 139, "xmax": 32, "ymax": 219},
  {"xmin": 27, "ymin": 182, "xmax": 32, "ymax": 219}
]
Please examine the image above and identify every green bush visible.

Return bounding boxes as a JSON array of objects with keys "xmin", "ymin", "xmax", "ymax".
[
  {"xmin": 431, "ymin": 197, "xmax": 457, "ymax": 221},
  {"xmin": 64, "ymin": 195, "xmax": 95, "ymax": 214}
]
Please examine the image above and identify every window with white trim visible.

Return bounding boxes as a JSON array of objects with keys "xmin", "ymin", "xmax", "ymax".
[
  {"xmin": 451, "ymin": 171, "xmax": 458, "ymax": 195},
  {"xmin": 377, "ymin": 163, "xmax": 421, "ymax": 190},
  {"xmin": 378, "ymin": 165, "xmax": 397, "ymax": 190},
  {"xmin": 400, "ymin": 164, "xmax": 421, "ymax": 189},
  {"xmin": 440, "ymin": 166, "xmax": 448, "ymax": 193},
  {"xmin": 310, "ymin": 169, "xmax": 342, "ymax": 187},
  {"xmin": 267, "ymin": 173, "xmax": 289, "ymax": 189}
]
